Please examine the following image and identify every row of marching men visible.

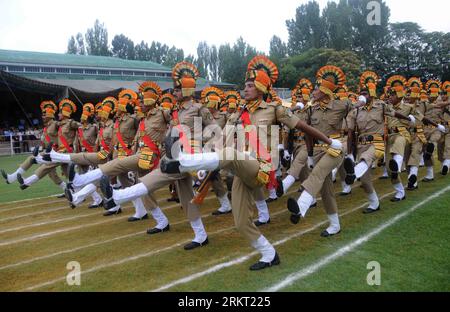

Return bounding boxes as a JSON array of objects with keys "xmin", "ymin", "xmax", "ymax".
[{"xmin": 2, "ymin": 56, "xmax": 449, "ymax": 271}]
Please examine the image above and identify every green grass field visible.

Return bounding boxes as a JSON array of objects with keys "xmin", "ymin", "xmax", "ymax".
[{"xmin": 0, "ymin": 154, "xmax": 448, "ymax": 292}]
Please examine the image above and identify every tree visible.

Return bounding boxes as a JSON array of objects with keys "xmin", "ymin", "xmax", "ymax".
[
  {"xmin": 278, "ymin": 48, "xmax": 362, "ymax": 91},
  {"xmin": 420, "ymin": 31, "xmax": 450, "ymax": 81},
  {"xmin": 322, "ymin": 0, "xmax": 353, "ymax": 50},
  {"xmin": 218, "ymin": 37, "xmax": 258, "ymax": 87},
  {"xmin": 67, "ymin": 36, "xmax": 77, "ymax": 54},
  {"xmin": 135, "ymin": 41, "xmax": 151, "ymax": 61},
  {"xmin": 196, "ymin": 41, "xmax": 210, "ymax": 78},
  {"xmin": 209, "ymin": 45, "xmax": 219, "ymax": 81},
  {"xmin": 67, "ymin": 33, "xmax": 86, "ymax": 55},
  {"xmin": 164, "ymin": 46, "xmax": 184, "ymax": 68},
  {"xmin": 286, "ymin": 0, "xmax": 327, "ymax": 55},
  {"xmin": 112, "ymin": 34, "xmax": 135, "ymax": 60},
  {"xmin": 76, "ymin": 33, "xmax": 86, "ymax": 55},
  {"xmin": 85, "ymin": 19, "xmax": 111, "ymax": 56},
  {"xmin": 269, "ymin": 35, "xmax": 288, "ymax": 64}
]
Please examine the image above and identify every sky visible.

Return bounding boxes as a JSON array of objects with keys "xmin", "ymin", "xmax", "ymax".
[{"xmin": 0, "ymin": 0, "xmax": 449, "ymax": 57}]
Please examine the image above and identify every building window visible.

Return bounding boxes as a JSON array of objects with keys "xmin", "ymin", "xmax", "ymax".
[
  {"xmin": 8, "ymin": 66, "xmax": 25, "ymax": 72},
  {"xmin": 122, "ymin": 70, "xmax": 134, "ymax": 76},
  {"xmin": 24, "ymin": 67, "xmax": 40, "ymax": 73},
  {"xmin": 56, "ymin": 68, "xmax": 70, "ymax": 73},
  {"xmin": 70, "ymin": 68, "xmax": 83, "ymax": 74},
  {"xmin": 85, "ymin": 69, "xmax": 97, "ymax": 75},
  {"xmin": 156, "ymin": 72, "xmax": 165, "ymax": 77},
  {"xmin": 0, "ymin": 65, "xmax": 6, "ymax": 71},
  {"xmin": 145, "ymin": 72, "xmax": 155, "ymax": 77},
  {"xmin": 97, "ymin": 69, "xmax": 110, "ymax": 75},
  {"xmin": 110, "ymin": 70, "xmax": 122, "ymax": 75},
  {"xmin": 41, "ymin": 67, "xmax": 56, "ymax": 73}
]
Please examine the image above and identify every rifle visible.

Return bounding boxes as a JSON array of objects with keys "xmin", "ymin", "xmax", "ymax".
[{"xmin": 191, "ymin": 104, "xmax": 248, "ymax": 205}]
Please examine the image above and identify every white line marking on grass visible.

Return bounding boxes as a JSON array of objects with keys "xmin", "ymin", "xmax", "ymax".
[
  {"xmin": 0, "ymin": 199, "xmax": 66, "ymax": 213},
  {"xmin": 263, "ymin": 184, "xmax": 450, "ymax": 292},
  {"xmin": 15, "ymin": 189, "xmax": 304, "ymax": 290},
  {"xmin": 0, "ymin": 186, "xmax": 172, "ymax": 210},
  {"xmin": 149, "ymin": 191, "xmax": 396, "ymax": 292},
  {"xmin": 0, "ymin": 194, "xmax": 62, "ymax": 206},
  {"xmin": 20, "ymin": 224, "xmax": 241, "ymax": 292}
]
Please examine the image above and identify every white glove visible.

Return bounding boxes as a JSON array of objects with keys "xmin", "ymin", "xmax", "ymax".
[
  {"xmin": 437, "ymin": 124, "xmax": 446, "ymax": 133},
  {"xmin": 296, "ymin": 102, "xmax": 305, "ymax": 110},
  {"xmin": 283, "ymin": 150, "xmax": 291, "ymax": 161},
  {"xmin": 358, "ymin": 95, "xmax": 367, "ymax": 104},
  {"xmin": 346, "ymin": 154, "xmax": 355, "ymax": 163},
  {"xmin": 330, "ymin": 138, "xmax": 343, "ymax": 150},
  {"xmin": 307, "ymin": 156, "xmax": 315, "ymax": 169},
  {"xmin": 197, "ymin": 170, "xmax": 207, "ymax": 180},
  {"xmin": 408, "ymin": 114, "xmax": 416, "ymax": 125},
  {"xmin": 277, "ymin": 144, "xmax": 285, "ymax": 151}
]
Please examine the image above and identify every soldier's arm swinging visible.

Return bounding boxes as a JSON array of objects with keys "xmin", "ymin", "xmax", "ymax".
[{"xmin": 295, "ymin": 120, "xmax": 332, "ymax": 145}]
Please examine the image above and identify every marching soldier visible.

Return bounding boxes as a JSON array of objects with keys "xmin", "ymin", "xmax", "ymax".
[
  {"xmin": 99, "ymin": 61, "xmax": 216, "ymax": 249},
  {"xmin": 404, "ymin": 77, "xmax": 427, "ymax": 190},
  {"xmin": 199, "ymin": 87, "xmax": 232, "ymax": 215},
  {"xmin": 344, "ymin": 71, "xmax": 412, "ymax": 212},
  {"xmin": 159, "ymin": 56, "xmax": 342, "ymax": 270},
  {"xmin": 277, "ymin": 79, "xmax": 314, "ymax": 198},
  {"xmin": 439, "ymin": 81, "xmax": 450, "ymax": 175},
  {"xmin": 285, "ymin": 65, "xmax": 349, "ymax": 237},
  {"xmin": 1, "ymin": 101, "xmax": 65, "ymax": 195},
  {"xmin": 17, "ymin": 99, "xmax": 80, "ymax": 190},
  {"xmin": 420, "ymin": 80, "xmax": 447, "ymax": 182}
]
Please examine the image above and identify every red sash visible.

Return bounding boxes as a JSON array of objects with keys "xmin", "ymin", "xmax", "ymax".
[
  {"xmin": 99, "ymin": 128, "xmax": 110, "ymax": 153},
  {"xmin": 240, "ymin": 109, "xmax": 277, "ymax": 189},
  {"xmin": 172, "ymin": 110, "xmax": 193, "ymax": 154},
  {"xmin": 138, "ymin": 120, "xmax": 161, "ymax": 169},
  {"xmin": 58, "ymin": 127, "xmax": 73, "ymax": 153},
  {"xmin": 77, "ymin": 128, "xmax": 94, "ymax": 153},
  {"xmin": 43, "ymin": 127, "xmax": 51, "ymax": 144},
  {"xmin": 114, "ymin": 120, "xmax": 133, "ymax": 156}
]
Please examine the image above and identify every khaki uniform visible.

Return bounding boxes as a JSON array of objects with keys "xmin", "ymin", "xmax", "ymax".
[
  {"xmin": 108, "ymin": 113, "xmax": 139, "ymax": 188},
  {"xmin": 439, "ymin": 102, "xmax": 450, "ymax": 160},
  {"xmin": 420, "ymin": 100, "xmax": 443, "ymax": 167},
  {"xmin": 70, "ymin": 119, "xmax": 115, "ymax": 166},
  {"xmin": 405, "ymin": 100, "xmax": 427, "ymax": 167},
  {"xmin": 287, "ymin": 108, "xmax": 310, "ymax": 181},
  {"xmin": 35, "ymin": 118, "xmax": 80, "ymax": 179},
  {"xmin": 209, "ymin": 110, "xmax": 229, "ymax": 198},
  {"xmin": 18, "ymin": 119, "xmax": 63, "ymax": 185},
  {"xmin": 100, "ymin": 107, "xmax": 170, "ymax": 209},
  {"xmin": 75, "ymin": 123, "xmax": 98, "ymax": 174},
  {"xmin": 301, "ymin": 99, "xmax": 350, "ymax": 215},
  {"xmin": 140, "ymin": 101, "xmax": 216, "ymax": 222},
  {"xmin": 218, "ymin": 101, "xmax": 300, "ymax": 242},
  {"xmin": 346, "ymin": 100, "xmax": 387, "ymax": 194}
]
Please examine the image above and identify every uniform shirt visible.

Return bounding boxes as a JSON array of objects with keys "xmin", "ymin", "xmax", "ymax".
[
  {"xmin": 78, "ymin": 123, "xmax": 98, "ymax": 152},
  {"xmin": 440, "ymin": 101, "xmax": 450, "ymax": 125},
  {"xmin": 386, "ymin": 100, "xmax": 420, "ymax": 129},
  {"xmin": 346, "ymin": 100, "xmax": 388, "ymax": 136},
  {"xmin": 41, "ymin": 119, "xmax": 59, "ymax": 147},
  {"xmin": 112, "ymin": 113, "xmax": 139, "ymax": 148},
  {"xmin": 135, "ymin": 106, "xmax": 171, "ymax": 153},
  {"xmin": 96, "ymin": 119, "xmax": 114, "ymax": 151},
  {"xmin": 174, "ymin": 100, "xmax": 216, "ymax": 132},
  {"xmin": 419, "ymin": 100, "xmax": 443, "ymax": 124},
  {"xmin": 308, "ymin": 99, "xmax": 350, "ymax": 137},
  {"xmin": 57, "ymin": 118, "xmax": 81, "ymax": 150},
  {"xmin": 226, "ymin": 101, "xmax": 300, "ymax": 153}
]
